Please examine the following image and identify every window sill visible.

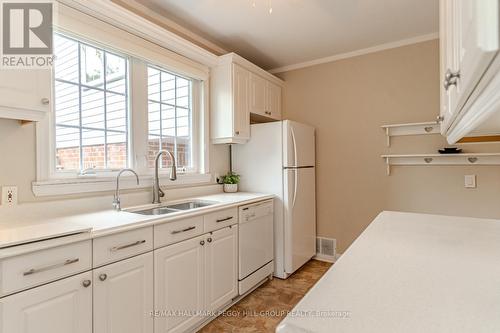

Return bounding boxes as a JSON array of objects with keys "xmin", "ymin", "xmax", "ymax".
[{"xmin": 32, "ymin": 173, "xmax": 213, "ymax": 197}]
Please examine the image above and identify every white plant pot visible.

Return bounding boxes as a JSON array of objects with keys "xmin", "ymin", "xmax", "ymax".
[{"xmin": 223, "ymin": 184, "xmax": 238, "ymax": 193}]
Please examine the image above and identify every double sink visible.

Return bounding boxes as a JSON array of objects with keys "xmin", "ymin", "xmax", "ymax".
[{"xmin": 132, "ymin": 200, "xmax": 216, "ymax": 216}]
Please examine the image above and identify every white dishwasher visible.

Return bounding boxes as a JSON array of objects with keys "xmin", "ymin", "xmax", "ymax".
[{"xmin": 238, "ymin": 200, "xmax": 274, "ymax": 295}]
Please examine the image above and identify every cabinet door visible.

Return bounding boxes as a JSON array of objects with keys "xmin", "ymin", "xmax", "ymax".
[
  {"xmin": 249, "ymin": 72, "xmax": 267, "ymax": 116},
  {"xmin": 455, "ymin": 0, "xmax": 499, "ymax": 111},
  {"xmin": 233, "ymin": 64, "xmax": 251, "ymax": 140},
  {"xmin": 154, "ymin": 235, "xmax": 206, "ymax": 333},
  {"xmin": 0, "ymin": 272, "xmax": 92, "ymax": 333},
  {"xmin": 93, "ymin": 253, "xmax": 153, "ymax": 333},
  {"xmin": 205, "ymin": 225, "xmax": 238, "ymax": 312},
  {"xmin": 439, "ymin": 0, "xmax": 459, "ymax": 134},
  {"xmin": 266, "ymin": 82, "xmax": 282, "ymax": 119},
  {"xmin": 0, "ymin": 68, "xmax": 51, "ymax": 119}
]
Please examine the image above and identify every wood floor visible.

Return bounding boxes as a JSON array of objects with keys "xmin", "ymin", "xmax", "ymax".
[{"xmin": 199, "ymin": 260, "xmax": 333, "ymax": 333}]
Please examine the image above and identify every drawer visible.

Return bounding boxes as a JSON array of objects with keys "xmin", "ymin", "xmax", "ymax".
[
  {"xmin": 204, "ymin": 207, "xmax": 238, "ymax": 232},
  {"xmin": 0, "ymin": 240, "xmax": 91, "ymax": 297},
  {"xmin": 93, "ymin": 226, "xmax": 153, "ymax": 267},
  {"xmin": 154, "ymin": 216, "xmax": 204, "ymax": 248}
]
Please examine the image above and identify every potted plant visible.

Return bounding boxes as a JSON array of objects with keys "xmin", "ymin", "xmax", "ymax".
[{"xmin": 221, "ymin": 172, "xmax": 240, "ymax": 193}]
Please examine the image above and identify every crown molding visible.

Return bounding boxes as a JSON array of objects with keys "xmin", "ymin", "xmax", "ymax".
[
  {"xmin": 111, "ymin": 0, "xmax": 228, "ymax": 56},
  {"xmin": 268, "ymin": 32, "xmax": 439, "ymax": 74}
]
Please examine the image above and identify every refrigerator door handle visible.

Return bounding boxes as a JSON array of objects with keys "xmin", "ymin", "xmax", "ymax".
[
  {"xmin": 290, "ymin": 126, "xmax": 298, "ymax": 167},
  {"xmin": 291, "ymin": 169, "xmax": 298, "ymax": 209}
]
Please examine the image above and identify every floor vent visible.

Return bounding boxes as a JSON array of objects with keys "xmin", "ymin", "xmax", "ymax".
[{"xmin": 315, "ymin": 237, "xmax": 336, "ymax": 262}]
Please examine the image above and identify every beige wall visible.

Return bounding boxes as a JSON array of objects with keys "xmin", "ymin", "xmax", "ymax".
[{"xmin": 278, "ymin": 40, "xmax": 500, "ymax": 253}]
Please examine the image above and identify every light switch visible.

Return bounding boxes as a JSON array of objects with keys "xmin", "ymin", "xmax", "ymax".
[{"xmin": 464, "ymin": 175, "xmax": 476, "ymax": 188}]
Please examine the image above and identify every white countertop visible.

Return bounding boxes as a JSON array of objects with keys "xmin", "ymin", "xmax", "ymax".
[
  {"xmin": 277, "ymin": 211, "xmax": 500, "ymax": 333},
  {"xmin": 0, "ymin": 192, "xmax": 273, "ymax": 249}
]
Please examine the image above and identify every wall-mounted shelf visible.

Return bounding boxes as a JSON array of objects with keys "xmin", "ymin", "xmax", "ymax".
[
  {"xmin": 381, "ymin": 153, "xmax": 500, "ymax": 175},
  {"xmin": 381, "ymin": 121, "xmax": 441, "ymax": 147}
]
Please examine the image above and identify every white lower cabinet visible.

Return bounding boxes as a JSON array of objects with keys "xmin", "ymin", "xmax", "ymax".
[
  {"xmin": 154, "ymin": 225, "xmax": 238, "ymax": 333},
  {"xmin": 93, "ymin": 252, "xmax": 154, "ymax": 333},
  {"xmin": 205, "ymin": 226, "xmax": 238, "ymax": 312},
  {"xmin": 154, "ymin": 234, "xmax": 206, "ymax": 333},
  {"xmin": 0, "ymin": 271, "xmax": 93, "ymax": 333}
]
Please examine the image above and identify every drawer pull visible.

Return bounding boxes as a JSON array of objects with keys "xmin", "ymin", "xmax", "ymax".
[
  {"xmin": 23, "ymin": 258, "xmax": 80, "ymax": 276},
  {"xmin": 171, "ymin": 226, "xmax": 196, "ymax": 235},
  {"xmin": 110, "ymin": 240, "xmax": 146, "ymax": 252},
  {"xmin": 216, "ymin": 216, "xmax": 233, "ymax": 223}
]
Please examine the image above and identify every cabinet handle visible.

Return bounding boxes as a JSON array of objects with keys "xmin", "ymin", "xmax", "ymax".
[
  {"xmin": 216, "ymin": 216, "xmax": 233, "ymax": 223},
  {"xmin": 99, "ymin": 274, "xmax": 107, "ymax": 281},
  {"xmin": 265, "ymin": 111, "xmax": 271, "ymax": 115},
  {"xmin": 436, "ymin": 115, "xmax": 444, "ymax": 123},
  {"xmin": 171, "ymin": 226, "xmax": 196, "ymax": 234},
  {"xmin": 23, "ymin": 258, "xmax": 80, "ymax": 276},
  {"xmin": 235, "ymin": 131, "xmax": 240, "ymax": 135},
  {"xmin": 41, "ymin": 98, "xmax": 50, "ymax": 105},
  {"xmin": 207, "ymin": 237, "xmax": 213, "ymax": 243},
  {"xmin": 82, "ymin": 280, "xmax": 91, "ymax": 288},
  {"xmin": 200, "ymin": 240, "xmax": 205, "ymax": 246},
  {"xmin": 110, "ymin": 240, "xmax": 146, "ymax": 252},
  {"xmin": 443, "ymin": 69, "xmax": 460, "ymax": 90}
]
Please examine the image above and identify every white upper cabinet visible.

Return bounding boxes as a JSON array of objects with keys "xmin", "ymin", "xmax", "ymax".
[
  {"xmin": 0, "ymin": 68, "xmax": 52, "ymax": 121},
  {"xmin": 93, "ymin": 253, "xmax": 154, "ymax": 333},
  {"xmin": 211, "ymin": 53, "xmax": 284, "ymax": 144},
  {"xmin": 440, "ymin": 0, "xmax": 500, "ymax": 143},
  {"xmin": 250, "ymin": 73, "xmax": 268, "ymax": 115},
  {"xmin": 250, "ymin": 73, "xmax": 282, "ymax": 120}
]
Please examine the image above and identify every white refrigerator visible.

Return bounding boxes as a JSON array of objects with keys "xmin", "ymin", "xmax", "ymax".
[{"xmin": 233, "ymin": 120, "xmax": 316, "ymax": 279}]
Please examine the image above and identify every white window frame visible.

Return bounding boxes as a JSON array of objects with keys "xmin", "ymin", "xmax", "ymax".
[{"xmin": 33, "ymin": 4, "xmax": 211, "ymax": 196}]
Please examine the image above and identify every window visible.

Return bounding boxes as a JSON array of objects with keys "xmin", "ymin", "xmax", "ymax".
[
  {"xmin": 147, "ymin": 66, "xmax": 193, "ymax": 172},
  {"xmin": 53, "ymin": 33, "xmax": 129, "ymax": 172},
  {"xmin": 44, "ymin": 29, "xmax": 207, "ymax": 188}
]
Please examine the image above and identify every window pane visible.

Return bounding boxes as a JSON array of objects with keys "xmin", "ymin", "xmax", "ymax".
[
  {"xmin": 148, "ymin": 67, "xmax": 161, "ymax": 102},
  {"xmin": 55, "ymin": 126, "xmax": 80, "ymax": 171},
  {"xmin": 81, "ymin": 87, "xmax": 105, "ymax": 129},
  {"xmin": 106, "ymin": 53, "xmax": 126, "ymax": 94},
  {"xmin": 53, "ymin": 33, "xmax": 129, "ymax": 172},
  {"xmin": 54, "ymin": 81, "xmax": 79, "ymax": 127},
  {"xmin": 106, "ymin": 92, "xmax": 127, "ymax": 132},
  {"xmin": 107, "ymin": 132, "xmax": 127, "ymax": 169},
  {"xmin": 54, "ymin": 35, "xmax": 78, "ymax": 83},
  {"xmin": 147, "ymin": 66, "xmax": 193, "ymax": 171},
  {"xmin": 81, "ymin": 44, "xmax": 104, "ymax": 88},
  {"xmin": 81, "ymin": 129, "xmax": 105, "ymax": 169}
]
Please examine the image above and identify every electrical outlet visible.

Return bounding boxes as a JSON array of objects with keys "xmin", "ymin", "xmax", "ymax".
[
  {"xmin": 464, "ymin": 175, "xmax": 476, "ymax": 189},
  {"xmin": 2, "ymin": 186, "xmax": 18, "ymax": 206}
]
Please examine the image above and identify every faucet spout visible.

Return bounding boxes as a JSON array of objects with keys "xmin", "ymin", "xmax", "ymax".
[
  {"xmin": 153, "ymin": 150, "xmax": 177, "ymax": 204},
  {"xmin": 113, "ymin": 169, "xmax": 140, "ymax": 211}
]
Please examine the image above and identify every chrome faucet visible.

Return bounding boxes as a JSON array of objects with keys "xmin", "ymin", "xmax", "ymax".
[
  {"xmin": 113, "ymin": 169, "xmax": 140, "ymax": 211},
  {"xmin": 152, "ymin": 150, "xmax": 177, "ymax": 204}
]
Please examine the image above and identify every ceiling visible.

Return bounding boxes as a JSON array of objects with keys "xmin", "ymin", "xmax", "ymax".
[{"xmin": 135, "ymin": 0, "xmax": 439, "ymax": 71}]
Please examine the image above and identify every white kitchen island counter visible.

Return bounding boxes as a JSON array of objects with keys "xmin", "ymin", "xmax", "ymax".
[{"xmin": 277, "ymin": 211, "xmax": 500, "ymax": 333}]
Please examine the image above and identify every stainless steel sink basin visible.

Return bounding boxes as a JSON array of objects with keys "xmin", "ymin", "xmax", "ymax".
[
  {"xmin": 133, "ymin": 207, "xmax": 179, "ymax": 216},
  {"xmin": 131, "ymin": 200, "xmax": 216, "ymax": 216},
  {"xmin": 167, "ymin": 200, "xmax": 215, "ymax": 211}
]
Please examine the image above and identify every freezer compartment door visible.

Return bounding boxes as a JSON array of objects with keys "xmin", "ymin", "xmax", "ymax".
[
  {"xmin": 283, "ymin": 120, "xmax": 316, "ymax": 168},
  {"xmin": 283, "ymin": 167, "xmax": 316, "ymax": 274}
]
